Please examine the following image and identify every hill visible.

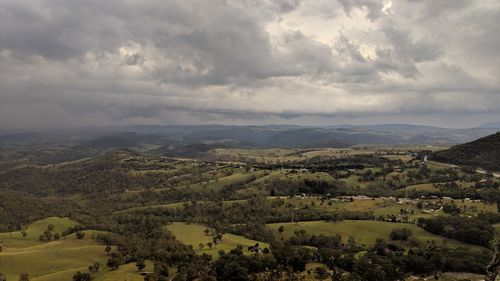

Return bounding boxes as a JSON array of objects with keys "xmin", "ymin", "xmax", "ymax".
[
  {"xmin": 431, "ymin": 132, "xmax": 500, "ymax": 171},
  {"xmin": 0, "ymin": 217, "xmax": 107, "ymax": 281}
]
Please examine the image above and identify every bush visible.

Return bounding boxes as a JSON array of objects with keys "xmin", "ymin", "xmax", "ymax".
[
  {"xmin": 72, "ymin": 271, "xmax": 92, "ymax": 281},
  {"xmin": 76, "ymin": 231, "xmax": 85, "ymax": 239},
  {"xmin": 390, "ymin": 228, "xmax": 412, "ymax": 241}
]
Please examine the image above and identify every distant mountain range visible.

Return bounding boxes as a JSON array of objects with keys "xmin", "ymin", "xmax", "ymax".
[
  {"xmin": 480, "ymin": 122, "xmax": 500, "ymax": 128},
  {"xmin": 0, "ymin": 124, "xmax": 499, "ymax": 163},
  {"xmin": 431, "ymin": 132, "xmax": 500, "ymax": 171}
]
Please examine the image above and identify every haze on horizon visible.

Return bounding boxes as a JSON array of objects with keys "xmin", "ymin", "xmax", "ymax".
[{"xmin": 1, "ymin": 0, "xmax": 499, "ymax": 129}]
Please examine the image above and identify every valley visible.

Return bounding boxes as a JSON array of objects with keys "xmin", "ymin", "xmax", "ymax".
[{"xmin": 1, "ymin": 128, "xmax": 500, "ymax": 280}]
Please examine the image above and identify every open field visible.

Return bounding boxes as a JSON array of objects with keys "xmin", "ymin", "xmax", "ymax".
[
  {"xmin": 403, "ymin": 183, "xmax": 440, "ymax": 192},
  {"xmin": 114, "ymin": 199, "xmax": 247, "ymax": 214},
  {"xmin": 0, "ymin": 217, "xmax": 77, "ymax": 248},
  {"xmin": 211, "ymin": 148, "xmax": 369, "ymax": 163},
  {"xmin": 0, "ymin": 217, "xmax": 108, "ymax": 281},
  {"xmin": 406, "ymin": 272, "xmax": 485, "ymax": 281},
  {"xmin": 94, "ymin": 261, "xmax": 154, "ymax": 281},
  {"xmin": 494, "ymin": 223, "xmax": 500, "ymax": 240},
  {"xmin": 165, "ymin": 222, "xmax": 269, "ymax": 257},
  {"xmin": 269, "ymin": 196, "xmax": 428, "ymax": 220},
  {"xmin": 0, "ymin": 217, "xmax": 151, "ymax": 281},
  {"xmin": 382, "ymin": 154, "xmax": 414, "ymax": 161},
  {"xmin": 267, "ymin": 220, "xmax": 484, "ymax": 250}
]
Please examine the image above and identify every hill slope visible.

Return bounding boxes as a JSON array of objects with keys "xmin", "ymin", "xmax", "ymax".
[{"xmin": 431, "ymin": 132, "xmax": 500, "ymax": 171}]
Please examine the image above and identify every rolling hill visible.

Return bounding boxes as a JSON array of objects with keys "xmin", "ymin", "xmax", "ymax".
[
  {"xmin": 1, "ymin": 124, "xmax": 499, "ymax": 164},
  {"xmin": 431, "ymin": 132, "xmax": 500, "ymax": 171}
]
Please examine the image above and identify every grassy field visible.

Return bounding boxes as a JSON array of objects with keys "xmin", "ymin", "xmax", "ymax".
[
  {"xmin": 93, "ymin": 261, "xmax": 153, "ymax": 281},
  {"xmin": 493, "ymin": 223, "xmax": 500, "ymax": 240},
  {"xmin": 114, "ymin": 199, "xmax": 247, "ymax": 214},
  {"xmin": 273, "ymin": 197, "xmax": 422, "ymax": 218},
  {"xmin": 406, "ymin": 272, "xmax": 485, "ymax": 281},
  {"xmin": 0, "ymin": 217, "xmax": 151, "ymax": 281},
  {"xmin": 268, "ymin": 196, "xmax": 495, "ymax": 221},
  {"xmin": 165, "ymin": 222, "xmax": 269, "ymax": 257},
  {"xmin": 267, "ymin": 220, "xmax": 484, "ymax": 250},
  {"xmin": 383, "ymin": 154, "xmax": 414, "ymax": 161},
  {"xmin": 403, "ymin": 183, "xmax": 440, "ymax": 192},
  {"xmin": 0, "ymin": 217, "xmax": 108, "ymax": 281},
  {"xmin": 212, "ymin": 148, "xmax": 367, "ymax": 163}
]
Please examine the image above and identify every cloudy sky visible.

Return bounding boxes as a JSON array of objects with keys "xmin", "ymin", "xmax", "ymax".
[{"xmin": 0, "ymin": 0, "xmax": 499, "ymax": 129}]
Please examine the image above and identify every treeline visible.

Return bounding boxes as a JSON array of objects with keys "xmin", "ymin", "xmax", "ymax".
[
  {"xmin": 174, "ymin": 230, "xmax": 491, "ymax": 281},
  {"xmin": 0, "ymin": 190, "xmax": 75, "ymax": 232},
  {"xmin": 418, "ymin": 216, "xmax": 494, "ymax": 246},
  {"xmin": 431, "ymin": 132, "xmax": 500, "ymax": 171}
]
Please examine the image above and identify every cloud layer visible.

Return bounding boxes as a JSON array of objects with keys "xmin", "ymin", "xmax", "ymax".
[{"xmin": 0, "ymin": 0, "xmax": 499, "ymax": 128}]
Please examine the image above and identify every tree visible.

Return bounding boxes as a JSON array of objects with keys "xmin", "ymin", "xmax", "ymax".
[
  {"xmin": 18, "ymin": 273, "xmax": 30, "ymax": 281},
  {"xmin": 390, "ymin": 228, "xmax": 412, "ymax": 241},
  {"xmin": 278, "ymin": 226, "xmax": 285, "ymax": 234},
  {"xmin": 0, "ymin": 273, "xmax": 6, "ymax": 281},
  {"xmin": 136, "ymin": 259, "xmax": 146, "ymax": 272},
  {"xmin": 54, "ymin": 233, "xmax": 60, "ymax": 240},
  {"xmin": 47, "ymin": 224, "xmax": 54, "ymax": 232},
  {"xmin": 75, "ymin": 231, "xmax": 85, "ymax": 240},
  {"xmin": 43, "ymin": 231, "xmax": 53, "ymax": 241},
  {"xmin": 144, "ymin": 274, "xmax": 158, "ymax": 281},
  {"xmin": 207, "ymin": 242, "xmax": 214, "ymax": 249},
  {"xmin": 153, "ymin": 262, "xmax": 169, "ymax": 281},
  {"xmin": 199, "ymin": 243, "xmax": 205, "ymax": 251},
  {"xmin": 105, "ymin": 245, "xmax": 112, "ymax": 255},
  {"xmin": 215, "ymin": 234, "xmax": 223, "ymax": 243},
  {"xmin": 204, "ymin": 228, "xmax": 210, "ymax": 235},
  {"xmin": 89, "ymin": 262, "xmax": 101, "ymax": 273},
  {"xmin": 72, "ymin": 271, "xmax": 92, "ymax": 281},
  {"xmin": 107, "ymin": 258, "xmax": 120, "ymax": 270},
  {"xmin": 315, "ymin": 267, "xmax": 328, "ymax": 280},
  {"xmin": 21, "ymin": 231, "xmax": 28, "ymax": 238}
]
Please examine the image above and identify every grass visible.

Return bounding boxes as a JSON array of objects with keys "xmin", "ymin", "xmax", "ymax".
[
  {"xmin": 189, "ymin": 172, "xmax": 258, "ymax": 192},
  {"xmin": 403, "ymin": 183, "xmax": 440, "ymax": 192},
  {"xmin": 0, "ymin": 216, "xmax": 77, "ymax": 248},
  {"xmin": 493, "ymin": 223, "xmax": 500, "ymax": 240},
  {"xmin": 267, "ymin": 220, "xmax": 484, "ymax": 250},
  {"xmin": 165, "ymin": 222, "xmax": 269, "ymax": 257},
  {"xmin": 383, "ymin": 154, "xmax": 413, "ymax": 161},
  {"xmin": 93, "ymin": 261, "xmax": 154, "ymax": 281},
  {"xmin": 406, "ymin": 272, "xmax": 485, "ymax": 281},
  {"xmin": 114, "ymin": 199, "xmax": 247, "ymax": 214},
  {"xmin": 268, "ymin": 196, "xmax": 495, "ymax": 221},
  {"xmin": 0, "ymin": 217, "xmax": 112, "ymax": 281},
  {"xmin": 212, "ymin": 148, "xmax": 365, "ymax": 163}
]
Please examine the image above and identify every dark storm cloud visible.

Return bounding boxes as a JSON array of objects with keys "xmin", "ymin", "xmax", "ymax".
[{"xmin": 0, "ymin": 0, "xmax": 499, "ymax": 128}]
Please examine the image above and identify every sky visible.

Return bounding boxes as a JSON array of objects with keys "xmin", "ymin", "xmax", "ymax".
[{"xmin": 0, "ymin": 0, "xmax": 499, "ymax": 129}]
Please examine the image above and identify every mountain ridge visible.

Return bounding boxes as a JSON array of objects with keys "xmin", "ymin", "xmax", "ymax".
[{"xmin": 431, "ymin": 131, "xmax": 500, "ymax": 171}]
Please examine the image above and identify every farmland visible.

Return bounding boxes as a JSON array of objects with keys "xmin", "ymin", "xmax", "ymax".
[
  {"xmin": 165, "ymin": 222, "xmax": 269, "ymax": 257},
  {"xmin": 268, "ymin": 220, "xmax": 484, "ymax": 249},
  {"xmin": 0, "ymin": 218, "xmax": 108, "ymax": 281},
  {"xmin": 0, "ymin": 140, "xmax": 498, "ymax": 280}
]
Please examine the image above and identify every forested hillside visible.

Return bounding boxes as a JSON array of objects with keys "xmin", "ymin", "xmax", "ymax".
[{"xmin": 432, "ymin": 132, "xmax": 500, "ymax": 171}]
